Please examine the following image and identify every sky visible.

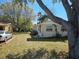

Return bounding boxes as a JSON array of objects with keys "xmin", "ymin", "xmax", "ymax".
[
  {"xmin": 0, "ymin": 0, "xmax": 12, "ymax": 3},
  {"xmin": 0, "ymin": 0, "xmax": 68, "ymax": 24},
  {"xmin": 28, "ymin": 0, "xmax": 68, "ymax": 24}
]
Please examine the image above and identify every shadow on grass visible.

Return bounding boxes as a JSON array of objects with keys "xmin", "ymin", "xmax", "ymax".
[
  {"xmin": 6, "ymin": 48, "xmax": 69, "ymax": 59},
  {"xmin": 27, "ymin": 37, "xmax": 67, "ymax": 42}
]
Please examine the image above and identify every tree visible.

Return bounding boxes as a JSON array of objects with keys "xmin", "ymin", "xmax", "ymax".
[
  {"xmin": 13, "ymin": 0, "xmax": 34, "ymax": 31},
  {"xmin": 36, "ymin": 0, "xmax": 78, "ymax": 59},
  {"xmin": 0, "ymin": 1, "xmax": 34, "ymax": 32}
]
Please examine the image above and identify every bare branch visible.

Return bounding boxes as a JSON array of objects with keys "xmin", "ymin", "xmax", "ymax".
[
  {"xmin": 36, "ymin": 0, "xmax": 68, "ymax": 29},
  {"xmin": 61, "ymin": 0, "xmax": 72, "ymax": 20}
]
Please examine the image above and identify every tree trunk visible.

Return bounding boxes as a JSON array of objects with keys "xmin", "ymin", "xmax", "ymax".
[{"xmin": 68, "ymin": 23, "xmax": 78, "ymax": 59}]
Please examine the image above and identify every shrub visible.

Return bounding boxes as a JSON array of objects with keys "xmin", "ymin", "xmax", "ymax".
[{"xmin": 30, "ymin": 30, "xmax": 38, "ymax": 36}]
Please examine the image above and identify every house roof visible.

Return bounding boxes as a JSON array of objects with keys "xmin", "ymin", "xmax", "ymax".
[
  {"xmin": 37, "ymin": 15, "xmax": 67, "ymax": 30},
  {"xmin": 0, "ymin": 22, "xmax": 11, "ymax": 26},
  {"xmin": 38, "ymin": 15, "xmax": 63, "ymax": 25}
]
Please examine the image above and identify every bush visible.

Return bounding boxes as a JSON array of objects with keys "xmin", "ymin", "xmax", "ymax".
[{"xmin": 30, "ymin": 30, "xmax": 38, "ymax": 36}]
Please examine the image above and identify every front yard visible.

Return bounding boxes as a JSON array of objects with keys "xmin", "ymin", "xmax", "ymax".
[{"xmin": 0, "ymin": 33, "xmax": 68, "ymax": 59}]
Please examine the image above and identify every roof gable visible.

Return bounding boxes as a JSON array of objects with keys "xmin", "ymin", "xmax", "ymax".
[{"xmin": 38, "ymin": 15, "xmax": 62, "ymax": 25}]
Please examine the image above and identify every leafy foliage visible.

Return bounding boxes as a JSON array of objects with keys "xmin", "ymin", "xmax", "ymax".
[
  {"xmin": 38, "ymin": 15, "xmax": 48, "ymax": 23},
  {"xmin": 14, "ymin": 0, "xmax": 35, "ymax": 5},
  {"xmin": 0, "ymin": 1, "xmax": 34, "ymax": 32}
]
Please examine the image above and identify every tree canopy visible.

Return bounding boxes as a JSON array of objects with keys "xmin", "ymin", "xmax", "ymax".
[{"xmin": 0, "ymin": 1, "xmax": 34, "ymax": 32}]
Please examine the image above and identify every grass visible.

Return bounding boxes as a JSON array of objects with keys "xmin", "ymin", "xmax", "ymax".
[{"xmin": 0, "ymin": 33, "xmax": 68, "ymax": 59}]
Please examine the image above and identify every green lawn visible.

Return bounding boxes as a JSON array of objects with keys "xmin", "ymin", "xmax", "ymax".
[{"xmin": 0, "ymin": 33, "xmax": 68, "ymax": 59}]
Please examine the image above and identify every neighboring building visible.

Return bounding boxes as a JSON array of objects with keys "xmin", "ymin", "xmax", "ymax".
[
  {"xmin": 33, "ymin": 15, "xmax": 67, "ymax": 37},
  {"xmin": 0, "ymin": 22, "xmax": 12, "ymax": 32}
]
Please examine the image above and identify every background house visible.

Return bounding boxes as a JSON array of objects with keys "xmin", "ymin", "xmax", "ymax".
[
  {"xmin": 33, "ymin": 15, "xmax": 67, "ymax": 37},
  {"xmin": 0, "ymin": 22, "xmax": 12, "ymax": 32}
]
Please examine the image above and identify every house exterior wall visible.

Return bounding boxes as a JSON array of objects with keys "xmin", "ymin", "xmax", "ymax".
[
  {"xmin": 5, "ymin": 24, "xmax": 12, "ymax": 32},
  {"xmin": 36, "ymin": 19, "xmax": 67, "ymax": 37},
  {"xmin": 40, "ymin": 23, "xmax": 56, "ymax": 37},
  {"xmin": 40, "ymin": 20, "xmax": 58, "ymax": 37},
  {"xmin": 0, "ymin": 23, "xmax": 12, "ymax": 32}
]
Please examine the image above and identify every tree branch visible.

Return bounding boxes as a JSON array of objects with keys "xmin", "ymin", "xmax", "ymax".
[
  {"xmin": 61, "ymin": 0, "xmax": 72, "ymax": 20},
  {"xmin": 36, "ymin": 0, "xmax": 68, "ymax": 29}
]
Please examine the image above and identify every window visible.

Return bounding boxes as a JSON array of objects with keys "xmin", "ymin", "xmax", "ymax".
[
  {"xmin": 46, "ymin": 25, "xmax": 53, "ymax": 31},
  {"xmin": 46, "ymin": 28, "xmax": 52, "ymax": 31}
]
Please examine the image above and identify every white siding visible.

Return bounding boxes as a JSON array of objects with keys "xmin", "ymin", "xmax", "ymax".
[{"xmin": 35, "ymin": 19, "xmax": 67, "ymax": 37}]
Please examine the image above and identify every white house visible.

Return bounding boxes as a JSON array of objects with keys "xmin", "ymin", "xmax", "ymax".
[
  {"xmin": 0, "ymin": 22, "xmax": 12, "ymax": 32},
  {"xmin": 33, "ymin": 15, "xmax": 67, "ymax": 37}
]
